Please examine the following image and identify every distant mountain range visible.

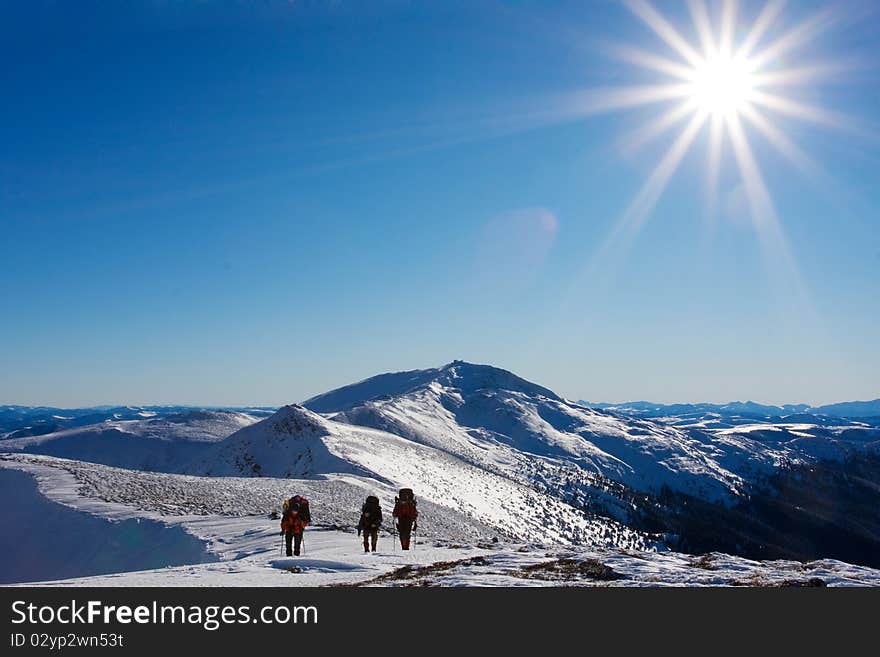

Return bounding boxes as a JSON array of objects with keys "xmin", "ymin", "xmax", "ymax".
[
  {"xmin": 0, "ymin": 405, "xmax": 276, "ymax": 440},
  {"xmin": 582, "ymin": 399, "xmax": 880, "ymax": 420}
]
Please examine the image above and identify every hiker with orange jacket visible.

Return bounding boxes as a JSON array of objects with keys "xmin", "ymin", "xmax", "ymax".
[
  {"xmin": 392, "ymin": 488, "xmax": 418, "ymax": 550},
  {"xmin": 280, "ymin": 495, "xmax": 311, "ymax": 556}
]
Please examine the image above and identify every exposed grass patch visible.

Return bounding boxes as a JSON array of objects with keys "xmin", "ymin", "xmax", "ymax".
[
  {"xmin": 690, "ymin": 554, "xmax": 718, "ymax": 570},
  {"xmin": 333, "ymin": 556, "xmax": 491, "ymax": 587},
  {"xmin": 619, "ymin": 549, "xmax": 651, "ymax": 560},
  {"xmin": 731, "ymin": 576, "xmax": 826, "ymax": 587},
  {"xmin": 515, "ymin": 558, "xmax": 625, "ymax": 582}
]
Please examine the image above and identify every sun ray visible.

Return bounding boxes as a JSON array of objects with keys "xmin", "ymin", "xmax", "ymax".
[
  {"xmin": 624, "ymin": 0, "xmax": 704, "ymax": 68},
  {"xmin": 706, "ymin": 112, "xmax": 724, "ymax": 217},
  {"xmin": 750, "ymin": 62, "xmax": 850, "ymax": 88},
  {"xmin": 565, "ymin": 83, "xmax": 693, "ymax": 115},
  {"xmin": 718, "ymin": 0, "xmax": 738, "ymax": 58},
  {"xmin": 608, "ymin": 44, "xmax": 695, "ymax": 80},
  {"xmin": 737, "ymin": 0, "xmax": 786, "ymax": 59},
  {"xmin": 739, "ymin": 103, "xmax": 820, "ymax": 179},
  {"xmin": 687, "ymin": 0, "xmax": 716, "ymax": 57},
  {"xmin": 583, "ymin": 111, "xmax": 709, "ymax": 290},
  {"xmin": 621, "ymin": 99, "xmax": 699, "ymax": 154},
  {"xmin": 747, "ymin": 89, "xmax": 842, "ymax": 128},
  {"xmin": 607, "ymin": 111, "xmax": 708, "ymax": 246},
  {"xmin": 726, "ymin": 113, "xmax": 811, "ymax": 308},
  {"xmin": 747, "ymin": 8, "xmax": 836, "ymax": 71}
]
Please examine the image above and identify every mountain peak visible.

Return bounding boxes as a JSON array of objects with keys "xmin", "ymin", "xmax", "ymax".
[
  {"xmin": 433, "ymin": 361, "xmax": 560, "ymax": 399},
  {"xmin": 303, "ymin": 361, "xmax": 561, "ymax": 413},
  {"xmin": 265, "ymin": 404, "xmax": 330, "ymax": 437}
]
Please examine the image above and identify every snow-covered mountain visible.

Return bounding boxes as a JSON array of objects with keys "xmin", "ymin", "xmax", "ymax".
[
  {"xmin": 2, "ymin": 410, "xmax": 261, "ymax": 473},
  {"xmin": 585, "ymin": 399, "xmax": 880, "ymax": 420},
  {"xmin": 0, "ymin": 405, "xmax": 275, "ymax": 440},
  {"xmin": 294, "ymin": 361, "xmax": 880, "ymax": 565},
  {"xmin": 3, "ymin": 361, "xmax": 879, "ymax": 570},
  {"xmin": 303, "ymin": 360, "xmax": 560, "ymax": 413},
  {"xmin": 189, "ymin": 404, "xmax": 647, "ymax": 547},
  {"xmin": 303, "ymin": 361, "xmax": 878, "ymax": 503}
]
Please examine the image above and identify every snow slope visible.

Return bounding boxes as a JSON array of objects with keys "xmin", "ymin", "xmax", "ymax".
[
  {"xmin": 1, "ymin": 410, "xmax": 259, "ymax": 473},
  {"xmin": 187, "ymin": 406, "xmax": 648, "ymax": 547},
  {"xmin": 332, "ymin": 380, "xmax": 743, "ymax": 500},
  {"xmin": 1, "ymin": 455, "xmax": 877, "ymax": 587},
  {"xmin": 23, "ymin": 533, "xmax": 880, "ymax": 588},
  {"xmin": 0, "ymin": 468, "xmax": 217, "ymax": 584},
  {"xmin": 305, "ymin": 362, "xmax": 879, "ymax": 510}
]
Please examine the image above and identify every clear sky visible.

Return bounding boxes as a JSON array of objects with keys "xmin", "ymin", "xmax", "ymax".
[{"xmin": 2, "ymin": 0, "xmax": 878, "ymax": 407}]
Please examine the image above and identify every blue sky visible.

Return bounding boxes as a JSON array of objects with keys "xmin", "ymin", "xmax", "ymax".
[{"xmin": 2, "ymin": 0, "xmax": 878, "ymax": 407}]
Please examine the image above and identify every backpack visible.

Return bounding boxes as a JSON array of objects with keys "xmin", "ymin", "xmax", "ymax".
[
  {"xmin": 280, "ymin": 500, "xmax": 303, "ymax": 533},
  {"xmin": 285, "ymin": 495, "xmax": 311, "ymax": 524},
  {"xmin": 395, "ymin": 488, "xmax": 417, "ymax": 521},
  {"xmin": 360, "ymin": 495, "xmax": 382, "ymax": 529}
]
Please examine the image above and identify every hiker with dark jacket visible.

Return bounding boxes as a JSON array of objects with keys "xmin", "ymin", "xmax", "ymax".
[
  {"xmin": 357, "ymin": 495, "xmax": 382, "ymax": 553},
  {"xmin": 280, "ymin": 496, "xmax": 310, "ymax": 556},
  {"xmin": 392, "ymin": 488, "xmax": 418, "ymax": 550}
]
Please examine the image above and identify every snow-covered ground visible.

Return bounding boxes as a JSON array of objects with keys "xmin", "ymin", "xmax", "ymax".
[
  {"xmin": 20, "ymin": 529, "xmax": 880, "ymax": 588},
  {"xmin": 2, "ymin": 362, "xmax": 879, "ymax": 586},
  {"xmin": 0, "ymin": 468, "xmax": 217, "ymax": 584},
  {"xmin": 2, "ymin": 454, "xmax": 878, "ymax": 587}
]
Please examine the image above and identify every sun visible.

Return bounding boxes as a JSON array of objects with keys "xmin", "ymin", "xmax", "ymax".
[
  {"xmin": 600, "ymin": 0, "xmax": 844, "ymax": 222},
  {"xmin": 687, "ymin": 52, "xmax": 755, "ymax": 117},
  {"xmin": 581, "ymin": 0, "xmax": 851, "ymax": 305}
]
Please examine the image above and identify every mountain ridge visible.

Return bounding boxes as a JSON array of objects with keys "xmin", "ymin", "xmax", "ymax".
[{"xmin": 582, "ymin": 399, "xmax": 880, "ymax": 419}]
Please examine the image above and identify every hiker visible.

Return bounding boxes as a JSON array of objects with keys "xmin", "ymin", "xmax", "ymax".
[
  {"xmin": 392, "ymin": 488, "xmax": 418, "ymax": 550},
  {"xmin": 357, "ymin": 495, "xmax": 382, "ymax": 553},
  {"xmin": 280, "ymin": 495, "xmax": 311, "ymax": 556}
]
